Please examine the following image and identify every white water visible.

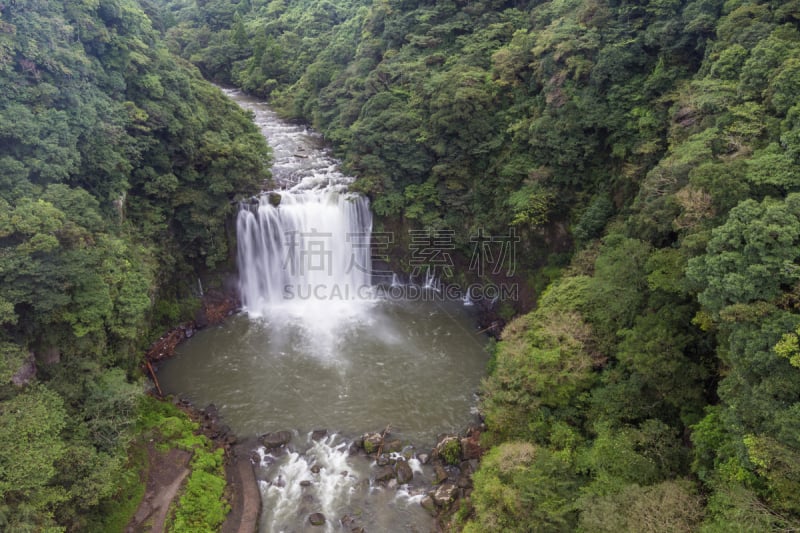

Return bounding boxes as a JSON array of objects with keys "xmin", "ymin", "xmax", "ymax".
[
  {"xmin": 187, "ymin": 89, "xmax": 487, "ymax": 532},
  {"xmin": 236, "ymin": 191, "xmax": 373, "ymax": 312}
]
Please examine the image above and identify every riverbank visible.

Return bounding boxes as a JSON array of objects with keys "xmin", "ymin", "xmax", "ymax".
[{"xmin": 127, "ymin": 282, "xmax": 262, "ymax": 533}]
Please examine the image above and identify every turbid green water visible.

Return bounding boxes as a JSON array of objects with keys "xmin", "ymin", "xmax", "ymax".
[
  {"xmin": 159, "ymin": 298, "xmax": 488, "ymax": 444},
  {"xmin": 157, "ymin": 88, "xmax": 490, "ymax": 532}
]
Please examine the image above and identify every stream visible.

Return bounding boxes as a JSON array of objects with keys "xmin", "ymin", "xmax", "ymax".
[{"xmin": 157, "ymin": 89, "xmax": 489, "ymax": 532}]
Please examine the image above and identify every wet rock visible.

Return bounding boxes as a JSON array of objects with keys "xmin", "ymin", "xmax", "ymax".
[
  {"xmin": 184, "ymin": 327, "xmax": 195, "ymax": 339},
  {"xmin": 433, "ymin": 483, "xmax": 458, "ymax": 507},
  {"xmin": 417, "ymin": 453, "xmax": 430, "ymax": 465},
  {"xmin": 433, "ymin": 464, "xmax": 448, "ymax": 484},
  {"xmin": 374, "ymin": 465, "xmax": 395, "ymax": 482},
  {"xmin": 250, "ymin": 452, "xmax": 261, "ymax": 464},
  {"xmin": 309, "ymin": 512, "xmax": 325, "ymax": 526},
  {"xmin": 348, "ymin": 442, "xmax": 362, "ymax": 456},
  {"xmin": 351, "ymin": 528, "xmax": 365, "ymax": 533},
  {"xmin": 261, "ymin": 430, "xmax": 292, "ymax": 449},
  {"xmin": 376, "ymin": 455, "xmax": 390, "ymax": 467},
  {"xmin": 362, "ymin": 432, "xmax": 383, "ymax": 454},
  {"xmin": 435, "ymin": 436, "xmax": 462, "ymax": 465},
  {"xmin": 457, "ymin": 473, "xmax": 472, "ymax": 489},
  {"xmin": 461, "ymin": 434, "xmax": 482, "ymax": 460},
  {"xmin": 310, "ymin": 464, "xmax": 321, "ymax": 474},
  {"xmin": 395, "ymin": 459, "xmax": 414, "ymax": 485},
  {"xmin": 384, "ymin": 439, "xmax": 403, "ymax": 453},
  {"xmin": 203, "ymin": 404, "xmax": 218, "ymax": 420},
  {"xmin": 311, "ymin": 429, "xmax": 328, "ymax": 441},
  {"xmin": 268, "ymin": 192, "xmax": 282, "ymax": 207},
  {"xmin": 420, "ymin": 495, "xmax": 437, "ymax": 516},
  {"xmin": 300, "ymin": 480, "xmax": 312, "ymax": 487}
]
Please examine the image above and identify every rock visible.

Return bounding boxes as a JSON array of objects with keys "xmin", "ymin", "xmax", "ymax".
[
  {"xmin": 417, "ymin": 453, "xmax": 430, "ymax": 465},
  {"xmin": 433, "ymin": 483, "xmax": 458, "ymax": 508},
  {"xmin": 373, "ymin": 465, "xmax": 395, "ymax": 482},
  {"xmin": 309, "ymin": 512, "xmax": 326, "ymax": 526},
  {"xmin": 184, "ymin": 327, "xmax": 195, "ymax": 339},
  {"xmin": 311, "ymin": 429, "xmax": 328, "ymax": 441},
  {"xmin": 435, "ymin": 436, "xmax": 462, "ymax": 465},
  {"xmin": 433, "ymin": 464, "xmax": 448, "ymax": 484},
  {"xmin": 194, "ymin": 307, "xmax": 210, "ymax": 329},
  {"xmin": 310, "ymin": 464, "xmax": 321, "ymax": 474},
  {"xmin": 268, "ymin": 192, "xmax": 282, "ymax": 207},
  {"xmin": 457, "ymin": 473, "xmax": 472, "ymax": 489},
  {"xmin": 362, "ymin": 432, "xmax": 383, "ymax": 454},
  {"xmin": 300, "ymin": 480, "xmax": 312, "ymax": 487},
  {"xmin": 420, "ymin": 495, "xmax": 437, "ymax": 516},
  {"xmin": 383, "ymin": 439, "xmax": 403, "ymax": 453},
  {"xmin": 203, "ymin": 404, "xmax": 218, "ymax": 420},
  {"xmin": 461, "ymin": 434, "xmax": 482, "ymax": 460},
  {"xmin": 395, "ymin": 459, "xmax": 413, "ymax": 485},
  {"xmin": 376, "ymin": 454, "xmax": 390, "ymax": 467},
  {"xmin": 250, "ymin": 452, "xmax": 262, "ymax": 464},
  {"xmin": 261, "ymin": 431, "xmax": 292, "ymax": 449}
]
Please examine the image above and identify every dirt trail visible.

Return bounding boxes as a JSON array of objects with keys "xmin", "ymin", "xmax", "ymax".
[
  {"xmin": 126, "ymin": 446, "xmax": 191, "ymax": 533},
  {"xmin": 222, "ymin": 439, "xmax": 262, "ymax": 533}
]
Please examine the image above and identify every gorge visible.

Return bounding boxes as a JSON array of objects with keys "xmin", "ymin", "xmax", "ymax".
[{"xmin": 157, "ymin": 90, "xmax": 489, "ymax": 531}]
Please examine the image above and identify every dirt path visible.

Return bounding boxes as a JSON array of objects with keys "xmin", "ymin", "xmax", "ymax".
[
  {"xmin": 126, "ymin": 446, "xmax": 192, "ymax": 533},
  {"xmin": 222, "ymin": 439, "xmax": 262, "ymax": 533}
]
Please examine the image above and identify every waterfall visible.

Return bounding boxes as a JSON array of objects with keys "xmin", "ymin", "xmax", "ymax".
[{"xmin": 237, "ymin": 190, "xmax": 373, "ymax": 316}]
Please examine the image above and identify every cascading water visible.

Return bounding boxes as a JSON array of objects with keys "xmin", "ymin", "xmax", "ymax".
[
  {"xmin": 157, "ymin": 89, "xmax": 490, "ymax": 532},
  {"xmin": 236, "ymin": 191, "xmax": 373, "ymax": 314}
]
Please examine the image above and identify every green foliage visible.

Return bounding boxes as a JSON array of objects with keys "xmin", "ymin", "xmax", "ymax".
[
  {"xmin": 131, "ymin": 396, "xmax": 230, "ymax": 533},
  {"xmin": 466, "ymin": 442, "xmax": 580, "ymax": 532},
  {"xmin": 0, "ymin": 0, "xmax": 269, "ymax": 528},
  {"xmin": 440, "ymin": 438, "xmax": 462, "ymax": 466}
]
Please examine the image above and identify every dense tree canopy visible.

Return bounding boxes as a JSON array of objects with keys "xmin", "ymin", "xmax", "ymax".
[
  {"xmin": 2, "ymin": 0, "xmax": 800, "ymax": 529},
  {"xmin": 0, "ymin": 0, "xmax": 270, "ymax": 529},
  {"xmin": 163, "ymin": 0, "xmax": 800, "ymax": 529}
]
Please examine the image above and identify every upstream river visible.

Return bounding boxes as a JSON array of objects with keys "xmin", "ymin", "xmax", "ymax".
[{"xmin": 157, "ymin": 89, "xmax": 489, "ymax": 532}]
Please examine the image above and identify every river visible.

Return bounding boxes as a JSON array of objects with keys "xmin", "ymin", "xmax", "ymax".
[{"xmin": 157, "ymin": 89, "xmax": 489, "ymax": 532}]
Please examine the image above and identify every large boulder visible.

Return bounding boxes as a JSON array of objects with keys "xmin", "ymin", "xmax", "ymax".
[
  {"xmin": 433, "ymin": 483, "xmax": 458, "ymax": 507},
  {"xmin": 308, "ymin": 513, "xmax": 325, "ymax": 526},
  {"xmin": 420, "ymin": 495, "xmax": 437, "ymax": 516},
  {"xmin": 260, "ymin": 431, "xmax": 293, "ymax": 449},
  {"xmin": 395, "ymin": 459, "xmax": 413, "ymax": 485},
  {"xmin": 374, "ymin": 465, "xmax": 395, "ymax": 482},
  {"xmin": 361, "ymin": 432, "xmax": 383, "ymax": 454},
  {"xmin": 460, "ymin": 434, "xmax": 483, "ymax": 460},
  {"xmin": 434, "ymin": 436, "xmax": 462, "ymax": 465}
]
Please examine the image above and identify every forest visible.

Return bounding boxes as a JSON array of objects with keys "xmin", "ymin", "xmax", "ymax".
[
  {"xmin": 0, "ymin": 0, "xmax": 271, "ymax": 530},
  {"xmin": 159, "ymin": 0, "xmax": 800, "ymax": 530},
  {"xmin": 2, "ymin": 0, "xmax": 799, "ymax": 531}
]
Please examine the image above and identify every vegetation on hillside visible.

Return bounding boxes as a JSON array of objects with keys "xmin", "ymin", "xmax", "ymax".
[
  {"xmin": 0, "ymin": 0, "xmax": 270, "ymax": 529},
  {"xmin": 158, "ymin": 0, "xmax": 800, "ymax": 529}
]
